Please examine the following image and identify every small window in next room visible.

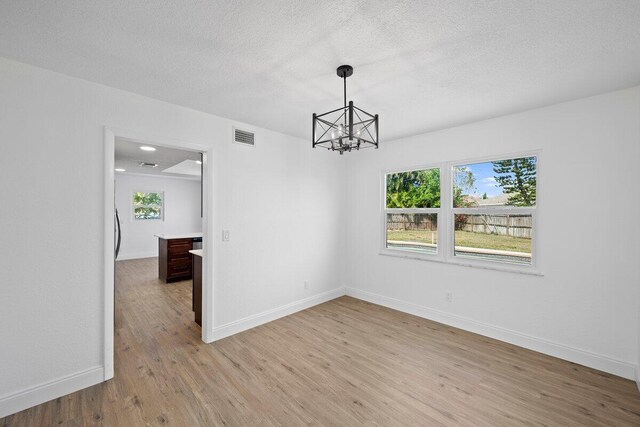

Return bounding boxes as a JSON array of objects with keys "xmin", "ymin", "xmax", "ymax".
[
  {"xmin": 133, "ymin": 191, "xmax": 164, "ymax": 220},
  {"xmin": 384, "ymin": 167, "xmax": 441, "ymax": 256},
  {"xmin": 452, "ymin": 156, "xmax": 537, "ymax": 266}
]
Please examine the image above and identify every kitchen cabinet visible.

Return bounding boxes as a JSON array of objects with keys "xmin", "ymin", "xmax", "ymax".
[
  {"xmin": 156, "ymin": 234, "xmax": 201, "ymax": 282},
  {"xmin": 190, "ymin": 249, "xmax": 202, "ymax": 326}
]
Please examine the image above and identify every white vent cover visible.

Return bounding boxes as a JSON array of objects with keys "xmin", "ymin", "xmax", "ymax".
[{"xmin": 233, "ymin": 127, "xmax": 255, "ymax": 147}]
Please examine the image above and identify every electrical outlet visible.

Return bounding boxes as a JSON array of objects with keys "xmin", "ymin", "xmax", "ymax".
[
  {"xmin": 222, "ymin": 229, "xmax": 230, "ymax": 242},
  {"xmin": 445, "ymin": 291, "xmax": 453, "ymax": 303},
  {"xmin": 304, "ymin": 280, "xmax": 309, "ymax": 290}
]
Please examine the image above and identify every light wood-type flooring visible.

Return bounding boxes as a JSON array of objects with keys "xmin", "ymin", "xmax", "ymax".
[{"xmin": 2, "ymin": 257, "xmax": 640, "ymax": 426}]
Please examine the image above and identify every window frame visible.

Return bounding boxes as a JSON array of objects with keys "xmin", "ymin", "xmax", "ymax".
[
  {"xmin": 132, "ymin": 190, "xmax": 165, "ymax": 221},
  {"xmin": 380, "ymin": 151, "xmax": 542, "ymax": 275},
  {"xmin": 380, "ymin": 163, "xmax": 444, "ymax": 262}
]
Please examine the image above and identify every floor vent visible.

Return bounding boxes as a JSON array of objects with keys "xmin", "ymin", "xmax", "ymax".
[{"xmin": 233, "ymin": 128, "xmax": 255, "ymax": 147}]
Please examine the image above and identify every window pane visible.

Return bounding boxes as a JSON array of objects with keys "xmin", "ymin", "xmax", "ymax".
[
  {"xmin": 134, "ymin": 207, "xmax": 162, "ymax": 220},
  {"xmin": 454, "ymin": 214, "xmax": 532, "ymax": 264},
  {"xmin": 133, "ymin": 192, "xmax": 163, "ymax": 206},
  {"xmin": 386, "ymin": 213, "xmax": 437, "ymax": 254},
  {"xmin": 386, "ymin": 168, "xmax": 440, "ymax": 208},
  {"xmin": 453, "ymin": 156, "xmax": 536, "ymax": 208}
]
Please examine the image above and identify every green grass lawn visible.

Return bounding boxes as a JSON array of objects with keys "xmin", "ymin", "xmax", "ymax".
[{"xmin": 387, "ymin": 229, "xmax": 531, "ymax": 253}]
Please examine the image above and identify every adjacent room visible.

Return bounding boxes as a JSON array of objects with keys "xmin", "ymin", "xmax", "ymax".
[{"xmin": 1, "ymin": 1, "xmax": 639, "ymax": 425}]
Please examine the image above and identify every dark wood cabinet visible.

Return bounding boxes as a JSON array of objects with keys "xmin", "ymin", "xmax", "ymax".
[
  {"xmin": 192, "ymin": 253, "xmax": 202, "ymax": 326},
  {"xmin": 158, "ymin": 238, "xmax": 193, "ymax": 282}
]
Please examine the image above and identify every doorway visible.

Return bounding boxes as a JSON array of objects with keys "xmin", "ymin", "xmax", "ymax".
[{"xmin": 103, "ymin": 127, "xmax": 214, "ymax": 381}]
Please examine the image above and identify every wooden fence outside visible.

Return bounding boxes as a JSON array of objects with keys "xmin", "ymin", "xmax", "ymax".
[
  {"xmin": 458, "ymin": 214, "xmax": 532, "ymax": 238},
  {"xmin": 386, "ymin": 214, "xmax": 437, "ymax": 231},
  {"xmin": 387, "ymin": 213, "xmax": 532, "ymax": 239}
]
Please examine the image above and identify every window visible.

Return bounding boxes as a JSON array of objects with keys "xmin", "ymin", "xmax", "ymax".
[
  {"xmin": 382, "ymin": 153, "xmax": 539, "ymax": 273},
  {"xmin": 452, "ymin": 156, "xmax": 536, "ymax": 266},
  {"xmin": 133, "ymin": 191, "xmax": 164, "ymax": 220},
  {"xmin": 384, "ymin": 167, "xmax": 441, "ymax": 256}
]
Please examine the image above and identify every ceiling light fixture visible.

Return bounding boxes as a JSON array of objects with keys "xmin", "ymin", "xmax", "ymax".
[
  {"xmin": 115, "ymin": 168, "xmax": 126, "ymax": 172},
  {"xmin": 312, "ymin": 65, "xmax": 378, "ymax": 155},
  {"xmin": 195, "ymin": 160, "xmax": 202, "ymax": 164},
  {"xmin": 140, "ymin": 146, "xmax": 156, "ymax": 151}
]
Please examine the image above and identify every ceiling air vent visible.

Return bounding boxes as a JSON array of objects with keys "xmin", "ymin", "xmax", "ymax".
[
  {"xmin": 233, "ymin": 128, "xmax": 255, "ymax": 147},
  {"xmin": 138, "ymin": 162, "xmax": 158, "ymax": 168}
]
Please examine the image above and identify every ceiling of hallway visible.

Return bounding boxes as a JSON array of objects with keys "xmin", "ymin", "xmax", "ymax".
[
  {"xmin": 115, "ymin": 138, "xmax": 201, "ymax": 179},
  {"xmin": 1, "ymin": 1, "xmax": 640, "ymax": 141}
]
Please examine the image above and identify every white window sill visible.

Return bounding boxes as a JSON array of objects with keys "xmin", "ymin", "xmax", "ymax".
[{"xmin": 379, "ymin": 250, "xmax": 544, "ymax": 276}]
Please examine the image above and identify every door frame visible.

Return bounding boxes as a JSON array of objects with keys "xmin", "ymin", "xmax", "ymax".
[{"xmin": 103, "ymin": 126, "xmax": 215, "ymax": 381}]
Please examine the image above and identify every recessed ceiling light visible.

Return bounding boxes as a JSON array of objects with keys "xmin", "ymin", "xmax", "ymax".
[
  {"xmin": 115, "ymin": 168, "xmax": 126, "ymax": 172},
  {"xmin": 140, "ymin": 146, "xmax": 156, "ymax": 151},
  {"xmin": 195, "ymin": 160, "xmax": 202, "ymax": 164}
]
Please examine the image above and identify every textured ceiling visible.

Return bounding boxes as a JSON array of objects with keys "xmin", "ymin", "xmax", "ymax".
[{"xmin": 2, "ymin": 1, "xmax": 640, "ymax": 141}]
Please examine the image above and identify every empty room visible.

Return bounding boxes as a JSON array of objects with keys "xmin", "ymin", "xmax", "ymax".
[{"xmin": 1, "ymin": 1, "xmax": 640, "ymax": 426}]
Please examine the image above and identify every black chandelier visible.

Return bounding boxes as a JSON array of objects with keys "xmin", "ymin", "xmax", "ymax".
[{"xmin": 312, "ymin": 65, "xmax": 379, "ymax": 155}]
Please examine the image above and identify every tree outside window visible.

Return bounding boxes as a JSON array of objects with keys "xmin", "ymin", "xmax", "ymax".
[{"xmin": 133, "ymin": 191, "xmax": 164, "ymax": 220}]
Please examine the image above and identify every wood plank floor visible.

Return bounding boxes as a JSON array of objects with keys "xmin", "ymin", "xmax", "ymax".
[{"xmin": 2, "ymin": 257, "xmax": 640, "ymax": 426}]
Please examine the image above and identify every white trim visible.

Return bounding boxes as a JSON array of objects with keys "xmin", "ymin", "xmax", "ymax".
[
  {"xmin": 346, "ymin": 287, "xmax": 636, "ymax": 380},
  {"xmin": 115, "ymin": 171, "xmax": 200, "ymax": 181},
  {"xmin": 104, "ymin": 127, "xmax": 216, "ymax": 380},
  {"xmin": 381, "ymin": 162, "xmax": 443, "ymax": 176},
  {"xmin": 377, "ymin": 250, "xmax": 544, "ymax": 276},
  {"xmin": 103, "ymin": 127, "xmax": 115, "ymax": 380},
  {"xmin": 211, "ymin": 287, "xmax": 346, "ymax": 341},
  {"xmin": 446, "ymin": 150, "xmax": 542, "ymax": 174},
  {"xmin": 452, "ymin": 206, "xmax": 536, "ymax": 214},
  {"xmin": 201, "ymin": 148, "xmax": 214, "ymax": 343},
  {"xmin": 385, "ymin": 208, "xmax": 441, "ymax": 214},
  {"xmin": 0, "ymin": 366, "xmax": 104, "ymax": 418}
]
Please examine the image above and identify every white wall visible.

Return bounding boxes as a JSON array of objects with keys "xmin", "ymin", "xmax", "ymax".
[
  {"xmin": 0, "ymin": 57, "xmax": 345, "ymax": 416},
  {"xmin": 345, "ymin": 86, "xmax": 640, "ymax": 380},
  {"xmin": 115, "ymin": 174, "xmax": 201, "ymax": 260}
]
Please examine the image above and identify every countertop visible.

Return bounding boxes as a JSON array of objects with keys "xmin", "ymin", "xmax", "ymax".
[
  {"xmin": 154, "ymin": 232, "xmax": 203, "ymax": 240},
  {"xmin": 189, "ymin": 249, "xmax": 203, "ymax": 257}
]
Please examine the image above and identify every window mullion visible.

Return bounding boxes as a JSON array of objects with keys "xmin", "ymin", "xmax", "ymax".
[
  {"xmin": 441, "ymin": 162, "xmax": 451, "ymax": 261},
  {"xmin": 384, "ymin": 208, "xmax": 440, "ymax": 214}
]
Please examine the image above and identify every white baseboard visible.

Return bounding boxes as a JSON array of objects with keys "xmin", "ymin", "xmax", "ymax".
[
  {"xmin": 116, "ymin": 252, "xmax": 156, "ymax": 261},
  {"xmin": 0, "ymin": 366, "xmax": 104, "ymax": 419},
  {"xmin": 346, "ymin": 287, "xmax": 636, "ymax": 380},
  {"xmin": 636, "ymin": 368, "xmax": 640, "ymax": 393},
  {"xmin": 211, "ymin": 287, "xmax": 346, "ymax": 341}
]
